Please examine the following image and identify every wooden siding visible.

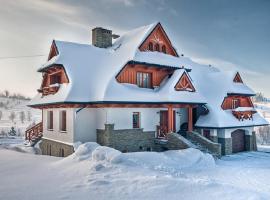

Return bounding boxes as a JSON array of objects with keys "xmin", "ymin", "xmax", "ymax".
[
  {"xmin": 139, "ymin": 23, "xmax": 178, "ymax": 57},
  {"xmin": 174, "ymin": 72, "xmax": 195, "ymax": 92},
  {"xmin": 233, "ymin": 72, "xmax": 243, "ymax": 83},
  {"xmin": 48, "ymin": 41, "xmax": 58, "ymax": 60},
  {"xmin": 39, "ymin": 65, "xmax": 69, "ymax": 96},
  {"xmin": 221, "ymin": 96, "xmax": 253, "ymax": 110},
  {"xmin": 116, "ymin": 64, "xmax": 174, "ymax": 87}
]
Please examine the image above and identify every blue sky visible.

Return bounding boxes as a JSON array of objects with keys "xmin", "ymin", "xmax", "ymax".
[{"xmin": 0, "ymin": 0, "xmax": 269, "ymax": 97}]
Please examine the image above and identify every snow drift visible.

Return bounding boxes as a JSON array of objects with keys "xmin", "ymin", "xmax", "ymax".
[{"xmin": 60, "ymin": 142, "xmax": 215, "ymax": 173}]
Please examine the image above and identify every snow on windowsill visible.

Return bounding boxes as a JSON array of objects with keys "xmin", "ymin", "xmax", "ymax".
[{"xmin": 232, "ymin": 107, "xmax": 256, "ymax": 112}]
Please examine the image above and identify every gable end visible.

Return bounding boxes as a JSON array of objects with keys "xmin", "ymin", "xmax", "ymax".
[
  {"xmin": 174, "ymin": 72, "xmax": 195, "ymax": 92},
  {"xmin": 233, "ymin": 72, "xmax": 243, "ymax": 83}
]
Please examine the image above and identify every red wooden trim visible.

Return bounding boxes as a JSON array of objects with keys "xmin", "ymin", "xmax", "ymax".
[
  {"xmin": 138, "ymin": 23, "xmax": 178, "ymax": 57},
  {"xmin": 48, "ymin": 40, "xmax": 59, "ymax": 61},
  {"xmin": 233, "ymin": 72, "xmax": 243, "ymax": 83},
  {"xmin": 174, "ymin": 72, "xmax": 195, "ymax": 92}
]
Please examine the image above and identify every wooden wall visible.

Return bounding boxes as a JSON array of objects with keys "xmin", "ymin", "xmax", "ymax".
[
  {"xmin": 139, "ymin": 24, "xmax": 178, "ymax": 57},
  {"xmin": 41, "ymin": 66, "xmax": 69, "ymax": 88},
  {"xmin": 221, "ymin": 96, "xmax": 253, "ymax": 110},
  {"xmin": 116, "ymin": 64, "xmax": 174, "ymax": 87}
]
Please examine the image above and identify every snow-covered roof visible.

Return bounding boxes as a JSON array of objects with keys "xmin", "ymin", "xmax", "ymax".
[{"xmin": 30, "ymin": 22, "xmax": 268, "ymax": 128}]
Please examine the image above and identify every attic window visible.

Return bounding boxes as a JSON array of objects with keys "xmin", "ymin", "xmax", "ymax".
[
  {"xmin": 174, "ymin": 72, "xmax": 195, "ymax": 92},
  {"xmin": 50, "ymin": 73, "xmax": 61, "ymax": 85},
  {"xmin": 136, "ymin": 72, "xmax": 152, "ymax": 88},
  {"xmin": 155, "ymin": 44, "xmax": 160, "ymax": 52},
  {"xmin": 162, "ymin": 45, "xmax": 166, "ymax": 54},
  {"xmin": 148, "ymin": 42, "xmax": 153, "ymax": 51},
  {"xmin": 232, "ymin": 99, "xmax": 240, "ymax": 109},
  {"xmin": 233, "ymin": 72, "xmax": 243, "ymax": 83}
]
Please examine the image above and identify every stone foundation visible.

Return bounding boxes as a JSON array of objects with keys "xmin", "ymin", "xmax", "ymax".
[
  {"xmin": 245, "ymin": 131, "xmax": 258, "ymax": 151},
  {"xmin": 218, "ymin": 138, "xmax": 232, "ymax": 155},
  {"xmin": 39, "ymin": 138, "xmax": 74, "ymax": 157},
  {"xmin": 97, "ymin": 124, "xmax": 160, "ymax": 152},
  {"xmin": 97, "ymin": 124, "xmax": 190, "ymax": 153}
]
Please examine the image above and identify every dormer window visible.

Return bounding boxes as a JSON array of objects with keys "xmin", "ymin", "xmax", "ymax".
[
  {"xmin": 50, "ymin": 73, "xmax": 61, "ymax": 85},
  {"xmin": 148, "ymin": 42, "xmax": 153, "ymax": 51},
  {"xmin": 232, "ymin": 99, "xmax": 240, "ymax": 109},
  {"xmin": 136, "ymin": 72, "xmax": 152, "ymax": 88},
  {"xmin": 162, "ymin": 45, "xmax": 166, "ymax": 54},
  {"xmin": 155, "ymin": 44, "xmax": 160, "ymax": 52}
]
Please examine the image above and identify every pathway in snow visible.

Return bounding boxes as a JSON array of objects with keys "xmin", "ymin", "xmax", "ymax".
[{"xmin": 0, "ymin": 142, "xmax": 270, "ymax": 200}]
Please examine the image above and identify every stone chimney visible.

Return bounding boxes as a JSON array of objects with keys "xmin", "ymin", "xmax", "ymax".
[{"xmin": 92, "ymin": 27, "xmax": 119, "ymax": 48}]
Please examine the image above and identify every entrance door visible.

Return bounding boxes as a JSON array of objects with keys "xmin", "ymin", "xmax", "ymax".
[{"xmin": 160, "ymin": 111, "xmax": 176, "ymax": 133}]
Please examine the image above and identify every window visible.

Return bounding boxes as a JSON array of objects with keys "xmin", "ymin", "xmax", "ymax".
[
  {"xmin": 133, "ymin": 112, "xmax": 140, "ymax": 128},
  {"xmin": 148, "ymin": 42, "xmax": 153, "ymax": 51},
  {"xmin": 155, "ymin": 44, "xmax": 160, "ymax": 52},
  {"xmin": 59, "ymin": 148, "xmax": 64, "ymax": 157},
  {"xmin": 136, "ymin": 72, "xmax": 152, "ymax": 88},
  {"xmin": 47, "ymin": 111, "xmax": 53, "ymax": 130},
  {"xmin": 50, "ymin": 73, "xmax": 61, "ymax": 85},
  {"xmin": 59, "ymin": 110, "xmax": 67, "ymax": 132},
  {"xmin": 162, "ymin": 45, "xmax": 166, "ymax": 53},
  {"xmin": 232, "ymin": 99, "xmax": 240, "ymax": 109}
]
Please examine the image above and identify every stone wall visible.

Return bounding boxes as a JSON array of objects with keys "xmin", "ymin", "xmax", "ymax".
[
  {"xmin": 165, "ymin": 133, "xmax": 191, "ymax": 150},
  {"xmin": 97, "ymin": 124, "xmax": 160, "ymax": 152},
  {"xmin": 39, "ymin": 138, "xmax": 74, "ymax": 157},
  {"xmin": 187, "ymin": 131, "xmax": 222, "ymax": 157},
  {"xmin": 97, "ymin": 124, "xmax": 192, "ymax": 152},
  {"xmin": 245, "ymin": 131, "xmax": 258, "ymax": 151},
  {"xmin": 218, "ymin": 138, "xmax": 232, "ymax": 155}
]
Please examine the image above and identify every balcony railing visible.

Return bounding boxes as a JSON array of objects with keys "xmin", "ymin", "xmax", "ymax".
[
  {"xmin": 25, "ymin": 122, "xmax": 43, "ymax": 141},
  {"xmin": 37, "ymin": 84, "xmax": 60, "ymax": 96},
  {"xmin": 232, "ymin": 107, "xmax": 257, "ymax": 121}
]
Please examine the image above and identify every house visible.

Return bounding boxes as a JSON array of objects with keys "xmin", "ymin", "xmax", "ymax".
[{"xmin": 26, "ymin": 22, "xmax": 268, "ymax": 157}]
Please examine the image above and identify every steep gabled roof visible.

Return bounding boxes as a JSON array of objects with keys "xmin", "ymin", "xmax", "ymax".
[{"xmin": 30, "ymin": 22, "xmax": 267, "ymax": 128}]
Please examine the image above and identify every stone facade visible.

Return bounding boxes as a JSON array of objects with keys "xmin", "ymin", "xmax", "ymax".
[
  {"xmin": 218, "ymin": 138, "xmax": 232, "ymax": 155},
  {"xmin": 97, "ymin": 124, "xmax": 191, "ymax": 153},
  {"xmin": 245, "ymin": 131, "xmax": 257, "ymax": 151},
  {"xmin": 39, "ymin": 138, "xmax": 74, "ymax": 157},
  {"xmin": 165, "ymin": 133, "xmax": 191, "ymax": 150},
  {"xmin": 187, "ymin": 131, "xmax": 221, "ymax": 157},
  {"xmin": 97, "ymin": 124, "xmax": 159, "ymax": 152}
]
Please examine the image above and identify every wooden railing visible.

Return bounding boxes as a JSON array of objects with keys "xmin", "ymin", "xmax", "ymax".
[
  {"xmin": 25, "ymin": 122, "xmax": 43, "ymax": 141},
  {"xmin": 156, "ymin": 125, "xmax": 168, "ymax": 138},
  {"xmin": 232, "ymin": 110, "xmax": 257, "ymax": 121},
  {"xmin": 38, "ymin": 85, "xmax": 59, "ymax": 96}
]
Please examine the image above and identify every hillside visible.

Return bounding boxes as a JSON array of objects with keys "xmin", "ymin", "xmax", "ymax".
[{"xmin": 0, "ymin": 97, "xmax": 41, "ymax": 137}]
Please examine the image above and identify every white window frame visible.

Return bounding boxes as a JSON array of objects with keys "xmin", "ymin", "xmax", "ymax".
[
  {"xmin": 47, "ymin": 110, "xmax": 53, "ymax": 131},
  {"xmin": 59, "ymin": 110, "xmax": 67, "ymax": 132}
]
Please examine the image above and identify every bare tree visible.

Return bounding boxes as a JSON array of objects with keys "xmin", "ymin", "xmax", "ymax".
[
  {"xmin": 9, "ymin": 111, "xmax": 16, "ymax": 122},
  {"xmin": 19, "ymin": 111, "xmax": 25, "ymax": 123},
  {"xmin": 4, "ymin": 90, "xmax": 9, "ymax": 98}
]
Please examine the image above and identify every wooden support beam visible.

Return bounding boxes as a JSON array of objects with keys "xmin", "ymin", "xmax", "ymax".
[
  {"xmin": 188, "ymin": 106, "xmax": 193, "ymax": 132},
  {"xmin": 167, "ymin": 106, "xmax": 174, "ymax": 133}
]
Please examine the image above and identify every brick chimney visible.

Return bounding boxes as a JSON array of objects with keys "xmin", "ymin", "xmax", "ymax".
[{"xmin": 92, "ymin": 27, "xmax": 119, "ymax": 48}]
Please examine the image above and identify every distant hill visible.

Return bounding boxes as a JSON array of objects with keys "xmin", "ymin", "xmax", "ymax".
[{"xmin": 0, "ymin": 97, "xmax": 41, "ymax": 137}]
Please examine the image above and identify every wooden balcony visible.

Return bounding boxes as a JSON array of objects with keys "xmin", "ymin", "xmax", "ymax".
[
  {"xmin": 38, "ymin": 84, "xmax": 60, "ymax": 96},
  {"xmin": 25, "ymin": 122, "xmax": 43, "ymax": 142},
  {"xmin": 232, "ymin": 107, "xmax": 257, "ymax": 121}
]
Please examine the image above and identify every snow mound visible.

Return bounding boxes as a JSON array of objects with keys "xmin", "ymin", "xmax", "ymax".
[
  {"xmin": 119, "ymin": 148, "xmax": 215, "ymax": 172},
  {"xmin": 62, "ymin": 142, "xmax": 215, "ymax": 173}
]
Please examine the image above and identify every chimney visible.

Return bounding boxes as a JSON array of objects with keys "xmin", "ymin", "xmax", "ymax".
[{"xmin": 92, "ymin": 27, "xmax": 119, "ymax": 48}]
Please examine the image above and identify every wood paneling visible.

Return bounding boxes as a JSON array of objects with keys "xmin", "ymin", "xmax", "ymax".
[
  {"xmin": 48, "ymin": 41, "xmax": 58, "ymax": 60},
  {"xmin": 233, "ymin": 72, "xmax": 243, "ymax": 83},
  {"xmin": 221, "ymin": 96, "xmax": 253, "ymax": 110},
  {"xmin": 174, "ymin": 72, "xmax": 195, "ymax": 92},
  {"xmin": 139, "ymin": 23, "xmax": 178, "ymax": 57},
  {"xmin": 116, "ymin": 64, "xmax": 174, "ymax": 87},
  {"xmin": 39, "ymin": 65, "xmax": 69, "ymax": 96}
]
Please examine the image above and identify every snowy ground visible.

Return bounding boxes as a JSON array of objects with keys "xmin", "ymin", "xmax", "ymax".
[{"xmin": 1, "ymin": 140, "xmax": 270, "ymax": 200}]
